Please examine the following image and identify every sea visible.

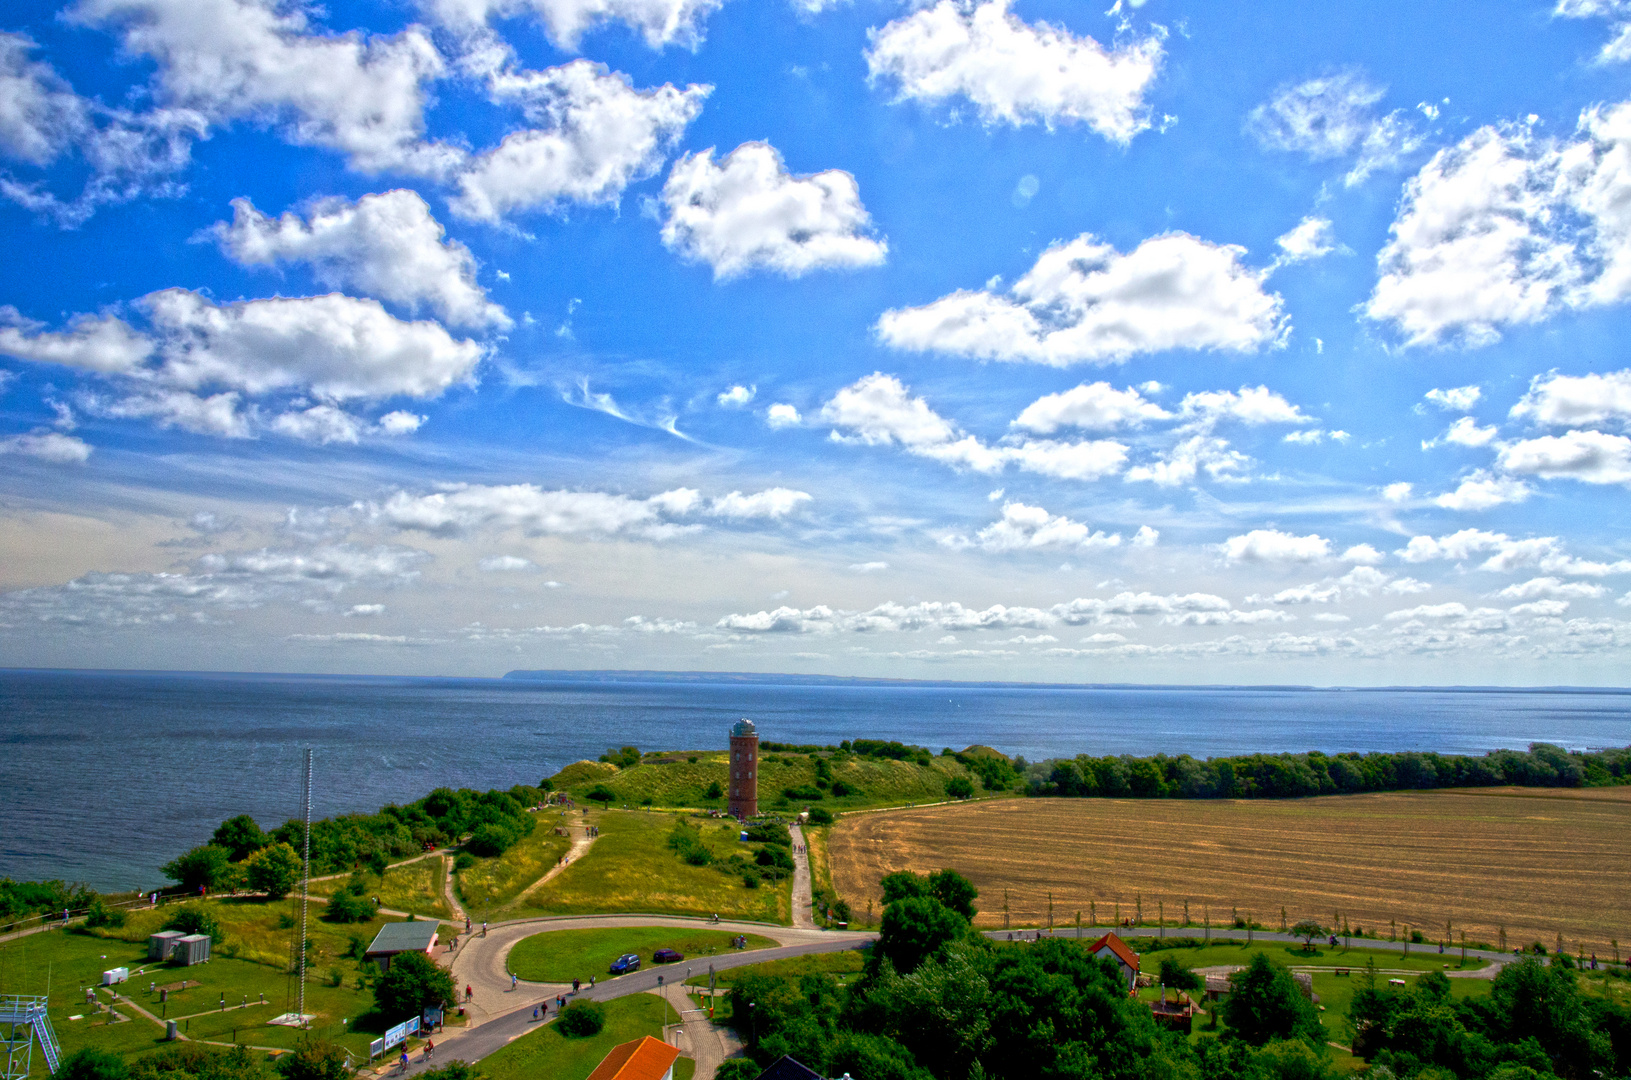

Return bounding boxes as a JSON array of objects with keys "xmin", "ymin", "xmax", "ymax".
[{"xmin": 2, "ymin": 668, "xmax": 1628, "ymax": 892}]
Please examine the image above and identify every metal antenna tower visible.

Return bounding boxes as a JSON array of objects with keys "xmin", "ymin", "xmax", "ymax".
[
  {"xmin": 298, "ymin": 747, "xmax": 312, "ymax": 1026},
  {"xmin": 0, "ymin": 996, "xmax": 59, "ymax": 1080}
]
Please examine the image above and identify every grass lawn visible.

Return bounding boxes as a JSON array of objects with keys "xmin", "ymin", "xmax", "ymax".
[
  {"xmin": 682, "ymin": 949, "xmax": 867, "ymax": 988},
  {"xmin": 457, "ymin": 820, "xmax": 573, "ymax": 919},
  {"xmin": 507, "ymin": 928, "xmax": 777, "ymax": 983},
  {"xmin": 479, "ymin": 993, "xmax": 685, "ymax": 1080},
  {"xmin": 511, "ymin": 812, "xmax": 789, "ymax": 924},
  {"xmin": 312, "ymin": 858, "xmax": 451, "ymax": 921},
  {"xmin": 0, "ymin": 916, "xmax": 389, "ymax": 1076},
  {"xmin": 556, "ymin": 752, "xmax": 1000, "ymax": 814},
  {"xmin": 1124, "ymin": 937, "xmax": 1488, "ymax": 973}
]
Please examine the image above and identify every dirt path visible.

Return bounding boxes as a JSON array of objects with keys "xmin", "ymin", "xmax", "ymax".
[
  {"xmin": 512, "ymin": 812, "xmax": 597, "ymax": 907},
  {"xmin": 441, "ymin": 855, "xmax": 468, "ymax": 925},
  {"xmin": 789, "ymin": 823, "xmax": 814, "ymax": 931},
  {"xmin": 658, "ymin": 981, "xmax": 744, "ymax": 1080}
]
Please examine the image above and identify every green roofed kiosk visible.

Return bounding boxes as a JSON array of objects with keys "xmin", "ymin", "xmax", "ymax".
[{"xmin": 365, "ymin": 921, "xmax": 439, "ymax": 972}]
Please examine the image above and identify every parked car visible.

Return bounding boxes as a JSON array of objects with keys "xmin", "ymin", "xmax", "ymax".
[
  {"xmin": 609, "ymin": 953, "xmax": 641, "ymax": 975},
  {"xmin": 652, "ymin": 948, "xmax": 684, "ymax": 963}
]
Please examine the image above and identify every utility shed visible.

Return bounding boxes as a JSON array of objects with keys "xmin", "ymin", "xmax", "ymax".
[
  {"xmin": 148, "ymin": 930, "xmax": 185, "ymax": 961},
  {"xmin": 585, "ymin": 1036, "xmax": 681, "ymax": 1080},
  {"xmin": 1087, "ymin": 932, "xmax": 1141, "ymax": 991},
  {"xmin": 172, "ymin": 934, "xmax": 211, "ymax": 966},
  {"xmin": 365, "ymin": 921, "xmax": 439, "ymax": 973}
]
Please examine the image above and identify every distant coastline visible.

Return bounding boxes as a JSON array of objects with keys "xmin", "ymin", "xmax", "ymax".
[{"xmin": 4, "ymin": 665, "xmax": 1629, "ymax": 694}]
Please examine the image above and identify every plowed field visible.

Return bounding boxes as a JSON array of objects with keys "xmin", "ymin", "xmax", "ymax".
[{"xmin": 828, "ymin": 787, "xmax": 1631, "ymax": 954}]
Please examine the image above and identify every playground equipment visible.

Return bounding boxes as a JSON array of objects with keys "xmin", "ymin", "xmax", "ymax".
[{"xmin": 0, "ymin": 995, "xmax": 60, "ymax": 1080}]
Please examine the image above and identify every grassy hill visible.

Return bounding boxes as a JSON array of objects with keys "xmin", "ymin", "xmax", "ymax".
[{"xmin": 548, "ymin": 746, "xmax": 1016, "ymax": 813}]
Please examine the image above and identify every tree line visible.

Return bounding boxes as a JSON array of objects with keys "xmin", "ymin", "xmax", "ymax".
[{"xmin": 1029, "ymin": 743, "xmax": 1630, "ymax": 800}]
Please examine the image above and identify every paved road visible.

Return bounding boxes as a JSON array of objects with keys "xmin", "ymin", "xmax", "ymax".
[
  {"xmin": 402, "ymin": 935, "xmax": 873, "ymax": 1076},
  {"xmin": 788, "ymin": 824, "xmax": 814, "ymax": 931}
]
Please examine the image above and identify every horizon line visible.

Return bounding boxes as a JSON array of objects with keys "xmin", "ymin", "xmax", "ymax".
[{"xmin": 3, "ymin": 665, "xmax": 1629, "ymax": 694}]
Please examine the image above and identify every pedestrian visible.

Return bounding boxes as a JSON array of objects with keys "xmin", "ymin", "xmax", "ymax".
[
  {"xmin": 466, "ymin": 984, "xmax": 473, "ymax": 1002},
  {"xmin": 572, "ymin": 978, "xmax": 579, "ymax": 994},
  {"xmin": 590, "ymin": 975, "xmax": 595, "ymax": 988},
  {"xmin": 424, "ymin": 1040, "xmax": 434, "ymax": 1060},
  {"xmin": 511, "ymin": 973, "xmax": 517, "ymax": 990},
  {"xmin": 465, "ymin": 917, "xmax": 471, "ymax": 933},
  {"xmin": 482, "ymin": 921, "xmax": 488, "ymax": 937},
  {"xmin": 532, "ymin": 1006, "xmax": 539, "ymax": 1021}
]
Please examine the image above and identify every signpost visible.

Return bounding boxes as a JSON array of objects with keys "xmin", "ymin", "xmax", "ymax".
[{"xmin": 368, "ymin": 1016, "xmax": 421, "ymax": 1058}]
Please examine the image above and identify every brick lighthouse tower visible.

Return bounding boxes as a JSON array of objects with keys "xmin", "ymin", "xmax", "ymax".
[{"xmin": 728, "ymin": 718, "xmax": 759, "ymax": 819}]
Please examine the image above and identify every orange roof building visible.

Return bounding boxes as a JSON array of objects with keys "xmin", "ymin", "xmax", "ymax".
[
  {"xmin": 1087, "ymin": 932, "xmax": 1140, "ymax": 990},
  {"xmin": 585, "ymin": 1036, "xmax": 682, "ymax": 1080}
]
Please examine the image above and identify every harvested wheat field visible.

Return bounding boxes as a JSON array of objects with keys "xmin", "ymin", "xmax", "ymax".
[{"xmin": 828, "ymin": 787, "xmax": 1631, "ymax": 954}]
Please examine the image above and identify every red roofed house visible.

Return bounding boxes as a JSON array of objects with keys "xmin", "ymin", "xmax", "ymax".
[
  {"xmin": 585, "ymin": 1036, "xmax": 682, "ymax": 1080},
  {"xmin": 1087, "ymin": 932, "xmax": 1140, "ymax": 991}
]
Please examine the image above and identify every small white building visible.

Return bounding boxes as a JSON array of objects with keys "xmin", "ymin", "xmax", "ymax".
[{"xmin": 1087, "ymin": 932, "xmax": 1141, "ymax": 991}]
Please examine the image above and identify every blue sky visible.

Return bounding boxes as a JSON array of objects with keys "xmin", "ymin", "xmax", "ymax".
[{"xmin": 3, "ymin": 0, "xmax": 1631, "ymax": 683}]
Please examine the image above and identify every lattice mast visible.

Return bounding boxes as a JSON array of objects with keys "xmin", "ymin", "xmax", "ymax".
[{"xmin": 298, "ymin": 747, "xmax": 312, "ymax": 1025}]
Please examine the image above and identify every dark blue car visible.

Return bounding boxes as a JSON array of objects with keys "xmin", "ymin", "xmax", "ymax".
[{"xmin": 609, "ymin": 953, "xmax": 640, "ymax": 975}]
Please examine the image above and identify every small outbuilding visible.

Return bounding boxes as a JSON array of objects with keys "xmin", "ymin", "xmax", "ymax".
[
  {"xmin": 585, "ymin": 1036, "xmax": 681, "ymax": 1080},
  {"xmin": 364, "ymin": 921, "xmax": 439, "ymax": 973},
  {"xmin": 1087, "ymin": 932, "xmax": 1140, "ymax": 991},
  {"xmin": 148, "ymin": 930, "xmax": 185, "ymax": 961},
  {"xmin": 172, "ymin": 935, "xmax": 211, "ymax": 966}
]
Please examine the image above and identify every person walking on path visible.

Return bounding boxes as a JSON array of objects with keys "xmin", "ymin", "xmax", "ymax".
[
  {"xmin": 572, "ymin": 978, "xmax": 579, "ymax": 994},
  {"xmin": 510, "ymin": 973, "xmax": 517, "ymax": 991}
]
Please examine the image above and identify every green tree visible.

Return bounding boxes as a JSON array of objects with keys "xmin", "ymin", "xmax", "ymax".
[
  {"xmin": 162, "ymin": 845, "xmax": 237, "ymax": 892},
  {"xmin": 1158, "ymin": 956, "xmax": 1201, "ymax": 992},
  {"xmin": 243, "ymin": 842, "xmax": 301, "ymax": 900},
  {"xmin": 374, "ymin": 950, "xmax": 454, "ymax": 1021},
  {"xmin": 273, "ymin": 1039, "xmax": 351, "ymax": 1080},
  {"xmin": 1223, "ymin": 953, "xmax": 1323, "ymax": 1046},
  {"xmin": 875, "ymin": 895, "xmax": 968, "ymax": 975},
  {"xmin": 587, "ymin": 785, "xmax": 616, "ymax": 803},
  {"xmin": 52, "ymin": 1049, "xmax": 128, "ymax": 1080},
  {"xmin": 878, "ymin": 868, "xmax": 978, "ymax": 920},
  {"xmin": 712, "ymin": 1062, "xmax": 758, "ymax": 1080},
  {"xmin": 946, "ymin": 776, "xmax": 974, "ymax": 799},
  {"xmin": 704, "ymin": 781, "xmax": 724, "ymax": 800},
  {"xmin": 211, "ymin": 816, "xmax": 268, "ymax": 862},
  {"xmin": 131, "ymin": 1043, "xmax": 271, "ymax": 1080},
  {"xmin": 824, "ymin": 1033, "xmax": 934, "ymax": 1080},
  {"xmin": 1291, "ymin": 920, "xmax": 1328, "ymax": 950},
  {"xmin": 556, "ymin": 1000, "xmax": 605, "ymax": 1036}
]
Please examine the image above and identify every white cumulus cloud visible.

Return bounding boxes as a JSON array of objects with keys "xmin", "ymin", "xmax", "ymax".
[
  {"xmin": 1509, "ymin": 369, "xmax": 1631, "ymax": 428},
  {"xmin": 1010, "ymin": 381, "xmax": 1170, "ymax": 433},
  {"xmin": 0, "ymin": 429, "xmax": 92, "ymax": 463},
  {"xmin": 1274, "ymin": 215, "xmax": 1335, "ymax": 263},
  {"xmin": 951, "ymin": 501, "xmax": 1121, "ymax": 552},
  {"xmin": 211, "ymin": 190, "xmax": 509, "ymax": 329},
  {"xmin": 453, "ymin": 60, "xmax": 707, "ymax": 222},
  {"xmin": 708, "ymin": 488, "xmax": 812, "ymax": 519},
  {"xmin": 660, "ymin": 141, "xmax": 887, "ymax": 279},
  {"xmin": 1425, "ymin": 384, "xmax": 1482, "ymax": 411},
  {"xmin": 717, "ymin": 384, "xmax": 755, "ymax": 407},
  {"xmin": 479, "ymin": 554, "xmax": 538, "ymax": 571},
  {"xmin": 1435, "ymin": 471, "xmax": 1532, "ymax": 511},
  {"xmin": 1219, "ymin": 529, "xmax": 1332, "ymax": 564},
  {"xmin": 864, "ymin": 0, "xmax": 1163, "ymax": 144},
  {"xmin": 1247, "ymin": 70, "xmax": 1422, "ymax": 185},
  {"xmin": 421, "ymin": 0, "xmax": 724, "ymax": 50},
  {"xmin": 73, "ymin": 0, "xmax": 461, "ymax": 176},
  {"xmin": 876, "ymin": 232, "xmax": 1286, "ymax": 365},
  {"xmin": 766, "ymin": 403, "xmax": 802, "ymax": 428},
  {"xmin": 1497, "ymin": 430, "xmax": 1631, "ymax": 486}
]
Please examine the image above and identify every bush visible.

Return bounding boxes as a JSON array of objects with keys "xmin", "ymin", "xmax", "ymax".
[
  {"xmin": 742, "ymin": 823, "xmax": 790, "ymax": 846},
  {"xmin": 598, "ymin": 747, "xmax": 641, "ymax": 768},
  {"xmin": 667, "ymin": 822, "xmax": 714, "ymax": 867},
  {"xmin": 782, "ymin": 786, "xmax": 824, "ymax": 801},
  {"xmin": 805, "ymin": 807, "xmax": 834, "ymax": 826},
  {"xmin": 466, "ymin": 822, "xmax": 519, "ymax": 857},
  {"xmin": 714, "ymin": 1062, "xmax": 759, "ymax": 1080},
  {"xmin": 587, "ymin": 785, "xmax": 616, "ymax": 804},
  {"xmin": 453, "ymin": 853, "xmax": 475, "ymax": 872},
  {"xmin": 704, "ymin": 781, "xmax": 724, "ymax": 800},
  {"xmin": 830, "ymin": 780, "xmax": 854, "ymax": 797},
  {"xmin": 324, "ymin": 893, "xmax": 377, "ymax": 923},
  {"xmin": 164, "ymin": 904, "xmax": 224, "ymax": 945},
  {"xmin": 85, "ymin": 897, "xmax": 125, "ymax": 929},
  {"xmin": 742, "ymin": 872, "xmax": 761, "ymax": 889},
  {"xmin": 946, "ymin": 777, "xmax": 974, "ymax": 800},
  {"xmin": 274, "ymin": 1039, "xmax": 351, "ymax": 1080},
  {"xmin": 556, "ymin": 1000, "xmax": 605, "ymax": 1037},
  {"xmin": 52, "ymin": 1048, "xmax": 128, "ymax": 1080}
]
